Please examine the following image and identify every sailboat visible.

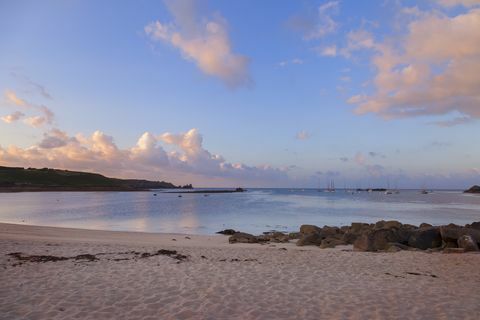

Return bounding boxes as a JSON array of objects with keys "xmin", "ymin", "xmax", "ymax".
[
  {"xmin": 325, "ymin": 179, "xmax": 336, "ymax": 192},
  {"xmin": 384, "ymin": 178, "xmax": 393, "ymax": 194}
]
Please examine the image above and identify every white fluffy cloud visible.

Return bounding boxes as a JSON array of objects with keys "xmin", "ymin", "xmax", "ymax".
[
  {"xmin": 347, "ymin": 8, "xmax": 480, "ymax": 124},
  {"xmin": 0, "ymin": 128, "xmax": 289, "ymax": 186},
  {"xmin": 145, "ymin": 0, "xmax": 250, "ymax": 88}
]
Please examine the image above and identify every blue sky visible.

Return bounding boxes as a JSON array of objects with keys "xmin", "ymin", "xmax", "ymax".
[{"xmin": 0, "ymin": 0, "xmax": 479, "ymax": 188}]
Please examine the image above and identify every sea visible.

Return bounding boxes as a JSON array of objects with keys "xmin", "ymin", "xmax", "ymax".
[{"xmin": 1, "ymin": 189, "xmax": 479, "ymax": 235}]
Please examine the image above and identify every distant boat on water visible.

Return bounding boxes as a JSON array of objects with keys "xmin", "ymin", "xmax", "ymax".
[{"xmin": 325, "ymin": 180, "xmax": 336, "ymax": 192}]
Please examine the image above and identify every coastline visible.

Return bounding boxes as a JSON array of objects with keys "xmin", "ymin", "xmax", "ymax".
[{"xmin": 1, "ymin": 223, "xmax": 480, "ymax": 319}]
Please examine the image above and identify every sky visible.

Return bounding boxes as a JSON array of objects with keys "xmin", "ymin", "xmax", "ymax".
[{"xmin": 0, "ymin": 0, "xmax": 479, "ymax": 189}]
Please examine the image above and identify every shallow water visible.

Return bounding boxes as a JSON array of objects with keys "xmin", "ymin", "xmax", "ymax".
[{"xmin": 0, "ymin": 189, "xmax": 479, "ymax": 234}]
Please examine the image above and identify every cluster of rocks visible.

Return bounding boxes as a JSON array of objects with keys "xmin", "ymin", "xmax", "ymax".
[
  {"xmin": 225, "ymin": 231, "xmax": 291, "ymax": 244},
  {"xmin": 219, "ymin": 220, "xmax": 480, "ymax": 252}
]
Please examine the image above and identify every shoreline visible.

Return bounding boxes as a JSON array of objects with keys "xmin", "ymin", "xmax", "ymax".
[{"xmin": 1, "ymin": 223, "xmax": 480, "ymax": 319}]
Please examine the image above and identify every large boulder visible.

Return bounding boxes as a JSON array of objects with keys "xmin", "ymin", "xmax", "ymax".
[
  {"xmin": 457, "ymin": 235, "xmax": 479, "ymax": 252},
  {"xmin": 299, "ymin": 225, "xmax": 322, "ymax": 235},
  {"xmin": 376, "ymin": 220, "xmax": 403, "ymax": 230},
  {"xmin": 342, "ymin": 222, "xmax": 371, "ymax": 244},
  {"xmin": 319, "ymin": 238, "xmax": 346, "ymax": 249},
  {"xmin": 408, "ymin": 227, "xmax": 442, "ymax": 250},
  {"xmin": 419, "ymin": 223, "xmax": 433, "ymax": 229},
  {"xmin": 229, "ymin": 232, "xmax": 258, "ymax": 244},
  {"xmin": 354, "ymin": 228, "xmax": 411, "ymax": 251},
  {"xmin": 440, "ymin": 225, "xmax": 480, "ymax": 245},
  {"xmin": 296, "ymin": 233, "xmax": 323, "ymax": 246},
  {"xmin": 321, "ymin": 226, "xmax": 342, "ymax": 237},
  {"xmin": 465, "ymin": 222, "xmax": 480, "ymax": 231},
  {"xmin": 350, "ymin": 222, "xmax": 371, "ymax": 234}
]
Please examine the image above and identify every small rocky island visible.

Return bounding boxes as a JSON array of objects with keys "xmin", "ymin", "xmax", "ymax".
[{"xmin": 464, "ymin": 185, "xmax": 480, "ymax": 193}]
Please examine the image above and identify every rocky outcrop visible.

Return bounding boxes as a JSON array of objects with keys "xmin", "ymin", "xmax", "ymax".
[
  {"xmin": 408, "ymin": 227, "xmax": 442, "ymax": 250},
  {"xmin": 457, "ymin": 235, "xmax": 479, "ymax": 252},
  {"xmin": 296, "ymin": 225, "xmax": 344, "ymax": 246},
  {"xmin": 440, "ymin": 225, "xmax": 480, "ymax": 248},
  {"xmin": 374, "ymin": 220, "xmax": 403, "ymax": 230},
  {"xmin": 296, "ymin": 233, "xmax": 323, "ymax": 246},
  {"xmin": 342, "ymin": 223, "xmax": 370, "ymax": 244},
  {"xmin": 299, "ymin": 225, "xmax": 322, "ymax": 235},
  {"xmin": 217, "ymin": 229, "xmax": 237, "ymax": 235},
  {"xmin": 226, "ymin": 220, "xmax": 480, "ymax": 253},
  {"xmin": 319, "ymin": 238, "xmax": 346, "ymax": 249},
  {"xmin": 464, "ymin": 185, "xmax": 480, "ymax": 193},
  {"xmin": 353, "ymin": 228, "xmax": 410, "ymax": 251},
  {"xmin": 258, "ymin": 232, "xmax": 290, "ymax": 243},
  {"xmin": 228, "ymin": 232, "xmax": 258, "ymax": 244},
  {"xmin": 465, "ymin": 222, "xmax": 480, "ymax": 231}
]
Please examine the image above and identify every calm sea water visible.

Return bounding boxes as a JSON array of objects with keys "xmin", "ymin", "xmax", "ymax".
[{"xmin": 0, "ymin": 189, "xmax": 479, "ymax": 235}]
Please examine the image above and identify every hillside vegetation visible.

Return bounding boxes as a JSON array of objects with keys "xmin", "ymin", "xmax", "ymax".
[{"xmin": 0, "ymin": 166, "xmax": 179, "ymax": 192}]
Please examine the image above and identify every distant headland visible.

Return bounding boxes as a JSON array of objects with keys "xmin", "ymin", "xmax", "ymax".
[
  {"xmin": 0, "ymin": 166, "xmax": 190, "ymax": 192},
  {"xmin": 464, "ymin": 185, "xmax": 480, "ymax": 194}
]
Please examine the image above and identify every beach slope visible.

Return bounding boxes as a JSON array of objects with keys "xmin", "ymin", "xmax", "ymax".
[{"xmin": 1, "ymin": 223, "xmax": 479, "ymax": 320}]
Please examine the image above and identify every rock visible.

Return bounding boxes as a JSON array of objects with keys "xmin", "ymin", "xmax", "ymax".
[
  {"xmin": 254, "ymin": 235, "xmax": 270, "ymax": 243},
  {"xmin": 319, "ymin": 238, "xmax": 346, "ymax": 249},
  {"xmin": 373, "ymin": 220, "xmax": 404, "ymax": 230},
  {"xmin": 464, "ymin": 185, "xmax": 480, "ymax": 194},
  {"xmin": 342, "ymin": 232, "xmax": 358, "ymax": 245},
  {"xmin": 229, "ymin": 232, "xmax": 258, "ymax": 244},
  {"xmin": 342, "ymin": 222, "xmax": 371, "ymax": 244},
  {"xmin": 350, "ymin": 222, "xmax": 370, "ymax": 234},
  {"xmin": 383, "ymin": 220, "xmax": 403, "ymax": 230},
  {"xmin": 354, "ymin": 228, "xmax": 411, "ymax": 251},
  {"xmin": 457, "ymin": 235, "xmax": 479, "ymax": 252},
  {"xmin": 296, "ymin": 233, "xmax": 323, "ymax": 246},
  {"xmin": 288, "ymin": 232, "xmax": 300, "ymax": 239},
  {"xmin": 260, "ymin": 232, "xmax": 290, "ymax": 243},
  {"xmin": 408, "ymin": 227, "xmax": 442, "ymax": 250},
  {"xmin": 299, "ymin": 225, "xmax": 321, "ymax": 235},
  {"xmin": 419, "ymin": 223, "xmax": 433, "ymax": 229},
  {"xmin": 440, "ymin": 225, "xmax": 480, "ymax": 244},
  {"xmin": 374, "ymin": 220, "xmax": 386, "ymax": 229},
  {"xmin": 216, "ymin": 229, "xmax": 237, "ymax": 235},
  {"xmin": 465, "ymin": 222, "xmax": 480, "ymax": 231},
  {"xmin": 320, "ymin": 226, "xmax": 341, "ymax": 237}
]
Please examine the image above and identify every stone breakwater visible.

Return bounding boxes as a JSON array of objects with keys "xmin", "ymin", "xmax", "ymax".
[{"xmin": 221, "ymin": 220, "xmax": 480, "ymax": 252}]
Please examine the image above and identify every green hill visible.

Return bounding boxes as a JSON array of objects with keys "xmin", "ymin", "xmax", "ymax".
[{"xmin": 0, "ymin": 166, "xmax": 180, "ymax": 192}]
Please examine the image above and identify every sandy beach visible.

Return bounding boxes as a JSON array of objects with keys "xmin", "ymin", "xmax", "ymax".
[{"xmin": 1, "ymin": 223, "xmax": 480, "ymax": 320}]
